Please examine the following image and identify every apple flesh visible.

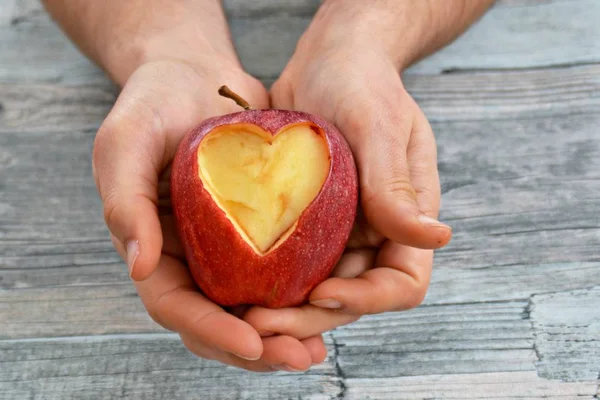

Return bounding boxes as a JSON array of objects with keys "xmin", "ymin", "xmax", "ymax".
[
  {"xmin": 197, "ymin": 123, "xmax": 330, "ymax": 254},
  {"xmin": 171, "ymin": 108, "xmax": 358, "ymax": 308}
]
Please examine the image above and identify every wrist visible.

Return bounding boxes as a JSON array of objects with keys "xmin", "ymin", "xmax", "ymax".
[
  {"xmin": 102, "ymin": 32, "xmax": 241, "ymax": 87},
  {"xmin": 95, "ymin": 0, "xmax": 241, "ymax": 86},
  {"xmin": 316, "ymin": 0, "xmax": 494, "ymax": 70},
  {"xmin": 300, "ymin": 1, "xmax": 425, "ymax": 71}
]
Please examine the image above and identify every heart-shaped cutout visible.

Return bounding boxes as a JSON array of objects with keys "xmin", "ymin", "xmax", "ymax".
[{"xmin": 197, "ymin": 123, "xmax": 331, "ymax": 254}]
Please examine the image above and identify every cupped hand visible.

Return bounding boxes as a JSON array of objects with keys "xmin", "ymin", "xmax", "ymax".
[
  {"xmin": 93, "ymin": 58, "xmax": 327, "ymax": 372},
  {"xmin": 243, "ymin": 13, "xmax": 452, "ymax": 340}
]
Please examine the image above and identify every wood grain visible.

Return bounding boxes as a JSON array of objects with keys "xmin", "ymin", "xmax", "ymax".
[
  {"xmin": 531, "ymin": 287, "xmax": 600, "ymax": 381},
  {"xmin": 1, "ymin": 0, "xmax": 599, "ymax": 84},
  {"xmin": 406, "ymin": 64, "xmax": 600, "ymax": 122},
  {"xmin": 0, "ymin": 83, "xmax": 115, "ymax": 133},
  {"xmin": 0, "ymin": 334, "xmax": 340, "ymax": 400},
  {"xmin": 334, "ymin": 301, "xmax": 536, "ymax": 379},
  {"xmin": 344, "ymin": 371, "xmax": 598, "ymax": 399},
  {"xmin": 2, "ymin": 64, "xmax": 597, "ymax": 134},
  {"xmin": 426, "ymin": 262, "xmax": 600, "ymax": 305},
  {"xmin": 408, "ymin": 0, "xmax": 600, "ymax": 74},
  {"xmin": 0, "ymin": 0, "xmax": 599, "ymax": 398},
  {"xmin": 0, "ymin": 285, "xmax": 156, "ymax": 339}
]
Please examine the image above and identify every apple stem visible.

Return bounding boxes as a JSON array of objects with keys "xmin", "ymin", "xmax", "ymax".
[{"xmin": 218, "ymin": 85, "xmax": 252, "ymax": 110}]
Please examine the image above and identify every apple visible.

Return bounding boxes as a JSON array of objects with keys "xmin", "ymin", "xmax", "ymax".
[{"xmin": 170, "ymin": 86, "xmax": 358, "ymax": 308}]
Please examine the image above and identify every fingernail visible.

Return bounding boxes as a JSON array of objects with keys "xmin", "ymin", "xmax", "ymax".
[
  {"xmin": 257, "ymin": 330, "xmax": 274, "ymax": 337},
  {"xmin": 126, "ymin": 240, "xmax": 140, "ymax": 278},
  {"xmin": 231, "ymin": 352, "xmax": 261, "ymax": 361},
  {"xmin": 418, "ymin": 215, "xmax": 451, "ymax": 230},
  {"xmin": 310, "ymin": 299, "xmax": 342, "ymax": 309},
  {"xmin": 271, "ymin": 364, "xmax": 304, "ymax": 372}
]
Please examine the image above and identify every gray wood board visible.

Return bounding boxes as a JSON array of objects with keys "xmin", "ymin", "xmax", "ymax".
[
  {"xmin": 1, "ymin": 63, "xmax": 598, "ymax": 135},
  {"xmin": 1, "ymin": 0, "xmax": 599, "ymax": 84},
  {"xmin": 333, "ymin": 300, "xmax": 536, "ymax": 379},
  {"xmin": 344, "ymin": 371, "xmax": 598, "ymax": 399},
  {"xmin": 1, "ymin": 0, "xmax": 599, "ymax": 397},
  {"xmin": 0, "ymin": 83, "xmax": 115, "ymax": 133},
  {"xmin": 0, "ymin": 334, "xmax": 341, "ymax": 400},
  {"xmin": 531, "ymin": 287, "xmax": 600, "ymax": 381},
  {"xmin": 1, "ymin": 301, "xmax": 599, "ymax": 399}
]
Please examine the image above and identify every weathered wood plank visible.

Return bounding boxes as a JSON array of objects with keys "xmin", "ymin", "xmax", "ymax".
[
  {"xmin": 431, "ymin": 113, "xmax": 600, "ymax": 269},
  {"xmin": 2, "ymin": 64, "xmax": 597, "ymax": 134},
  {"xmin": 1, "ymin": 0, "xmax": 598, "ymax": 397},
  {"xmin": 223, "ymin": 0, "xmax": 320, "ymax": 18},
  {"xmin": 0, "ymin": 285, "xmax": 156, "ymax": 338},
  {"xmin": 0, "ymin": 0, "xmax": 44, "ymax": 27},
  {"xmin": 0, "ymin": 0, "xmax": 598, "ymax": 84},
  {"xmin": 426, "ymin": 262, "xmax": 600, "ymax": 305},
  {"xmin": 0, "ymin": 20, "xmax": 108, "ymax": 85},
  {"xmin": 343, "ymin": 371, "xmax": 598, "ymax": 400},
  {"xmin": 0, "ymin": 84, "xmax": 115, "ymax": 132},
  {"xmin": 0, "ymin": 128, "xmax": 111, "ymax": 269},
  {"xmin": 333, "ymin": 300, "xmax": 536, "ymax": 379},
  {"xmin": 408, "ymin": 0, "xmax": 600, "ymax": 74},
  {"xmin": 408, "ymin": 64, "xmax": 600, "ymax": 122},
  {"xmin": 1, "ymin": 300, "xmax": 595, "ymax": 399},
  {"xmin": 0, "ymin": 334, "xmax": 341, "ymax": 400},
  {"xmin": 531, "ymin": 287, "xmax": 600, "ymax": 381}
]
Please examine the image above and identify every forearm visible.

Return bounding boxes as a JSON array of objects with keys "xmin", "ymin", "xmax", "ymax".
[
  {"xmin": 43, "ymin": 0, "xmax": 240, "ymax": 85},
  {"xmin": 302, "ymin": 0, "xmax": 495, "ymax": 71}
]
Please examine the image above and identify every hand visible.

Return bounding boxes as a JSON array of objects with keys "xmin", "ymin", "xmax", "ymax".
[
  {"xmin": 242, "ymin": 2, "xmax": 453, "ymax": 340},
  {"xmin": 93, "ymin": 58, "xmax": 327, "ymax": 372}
]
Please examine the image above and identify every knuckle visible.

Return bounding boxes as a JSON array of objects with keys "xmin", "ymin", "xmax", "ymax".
[
  {"xmin": 416, "ymin": 199, "xmax": 440, "ymax": 219},
  {"xmin": 141, "ymin": 294, "xmax": 164, "ymax": 327},
  {"xmin": 146, "ymin": 306, "xmax": 164, "ymax": 327},
  {"xmin": 385, "ymin": 178, "xmax": 418, "ymax": 200},
  {"xmin": 102, "ymin": 193, "xmax": 121, "ymax": 233},
  {"xmin": 93, "ymin": 119, "xmax": 120, "ymax": 158},
  {"xmin": 415, "ymin": 179, "xmax": 441, "ymax": 203},
  {"xmin": 362, "ymin": 177, "xmax": 417, "ymax": 208},
  {"xmin": 145, "ymin": 286, "xmax": 185, "ymax": 328},
  {"xmin": 400, "ymin": 283, "xmax": 428, "ymax": 311},
  {"xmin": 180, "ymin": 335, "xmax": 216, "ymax": 361}
]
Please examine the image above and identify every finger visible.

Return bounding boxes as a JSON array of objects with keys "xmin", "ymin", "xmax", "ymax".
[
  {"xmin": 346, "ymin": 208, "xmax": 385, "ymax": 249},
  {"xmin": 136, "ymin": 254, "xmax": 263, "ymax": 361},
  {"xmin": 301, "ymin": 335, "xmax": 328, "ymax": 365},
  {"xmin": 309, "ymin": 243, "xmax": 433, "ymax": 314},
  {"xmin": 341, "ymin": 86, "xmax": 451, "ymax": 249},
  {"xmin": 244, "ymin": 305, "xmax": 359, "ymax": 341},
  {"xmin": 93, "ymin": 85, "xmax": 165, "ymax": 281},
  {"xmin": 261, "ymin": 335, "xmax": 313, "ymax": 372},
  {"xmin": 331, "ymin": 249, "xmax": 376, "ymax": 279},
  {"xmin": 159, "ymin": 214, "xmax": 185, "ymax": 259},
  {"xmin": 409, "ymin": 107, "xmax": 443, "ymax": 220},
  {"xmin": 179, "ymin": 333, "xmax": 274, "ymax": 372},
  {"xmin": 181, "ymin": 333, "xmax": 316, "ymax": 373}
]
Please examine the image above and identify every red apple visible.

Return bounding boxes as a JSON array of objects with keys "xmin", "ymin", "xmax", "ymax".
[{"xmin": 170, "ymin": 86, "xmax": 358, "ymax": 308}]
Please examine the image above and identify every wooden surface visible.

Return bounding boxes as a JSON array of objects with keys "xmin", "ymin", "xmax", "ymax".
[{"xmin": 1, "ymin": 0, "xmax": 599, "ymax": 399}]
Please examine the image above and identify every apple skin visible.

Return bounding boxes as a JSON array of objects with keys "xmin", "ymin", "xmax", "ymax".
[{"xmin": 170, "ymin": 109, "xmax": 358, "ymax": 308}]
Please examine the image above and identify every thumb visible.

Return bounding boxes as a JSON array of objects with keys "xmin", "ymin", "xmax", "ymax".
[
  {"xmin": 93, "ymin": 96, "xmax": 164, "ymax": 281},
  {"xmin": 340, "ymin": 93, "xmax": 452, "ymax": 249}
]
